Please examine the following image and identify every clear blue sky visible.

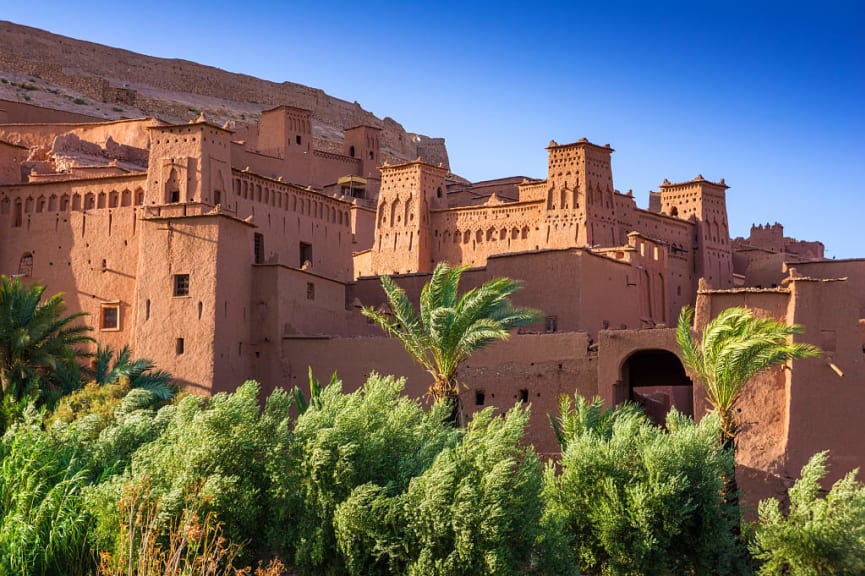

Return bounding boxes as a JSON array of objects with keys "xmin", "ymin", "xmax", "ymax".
[{"xmin": 4, "ymin": 1, "xmax": 863, "ymax": 257}]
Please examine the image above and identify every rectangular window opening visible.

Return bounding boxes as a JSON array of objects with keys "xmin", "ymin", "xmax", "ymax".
[
  {"xmin": 175, "ymin": 337, "xmax": 185, "ymax": 355},
  {"xmin": 475, "ymin": 391, "xmax": 485, "ymax": 406},
  {"xmin": 300, "ymin": 242, "xmax": 313, "ymax": 268},
  {"xmin": 100, "ymin": 304, "xmax": 120, "ymax": 331},
  {"xmin": 173, "ymin": 274, "xmax": 190, "ymax": 297},
  {"xmin": 306, "ymin": 282, "xmax": 315, "ymax": 300},
  {"xmin": 254, "ymin": 233, "xmax": 265, "ymax": 264},
  {"xmin": 518, "ymin": 389, "xmax": 529, "ymax": 403},
  {"xmin": 544, "ymin": 316, "xmax": 558, "ymax": 333}
]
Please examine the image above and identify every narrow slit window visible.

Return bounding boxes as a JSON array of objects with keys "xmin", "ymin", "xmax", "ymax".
[{"xmin": 254, "ymin": 233, "xmax": 265, "ymax": 264}]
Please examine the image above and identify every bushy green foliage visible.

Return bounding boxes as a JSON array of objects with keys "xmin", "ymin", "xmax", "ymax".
[
  {"xmin": 397, "ymin": 405, "xmax": 546, "ymax": 575},
  {"xmin": 94, "ymin": 381, "xmax": 293, "ymax": 561},
  {"xmin": 545, "ymin": 403, "xmax": 747, "ymax": 575},
  {"xmin": 331, "ymin": 404, "xmax": 551, "ymax": 576},
  {"xmin": 286, "ymin": 373, "xmax": 458, "ymax": 574},
  {"xmin": 0, "ymin": 421, "xmax": 94, "ymax": 575},
  {"xmin": 549, "ymin": 394, "xmax": 643, "ymax": 448},
  {"xmin": 751, "ymin": 451, "xmax": 865, "ymax": 575},
  {"xmin": 49, "ymin": 380, "xmax": 132, "ymax": 430}
]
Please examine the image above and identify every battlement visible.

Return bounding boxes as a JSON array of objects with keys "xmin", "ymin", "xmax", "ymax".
[{"xmin": 659, "ymin": 174, "xmax": 728, "ymax": 190}]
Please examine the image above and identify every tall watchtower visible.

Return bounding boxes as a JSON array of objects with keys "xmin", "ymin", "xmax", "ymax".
[
  {"xmin": 344, "ymin": 125, "xmax": 382, "ymax": 181},
  {"xmin": 145, "ymin": 118, "xmax": 232, "ymax": 207},
  {"xmin": 257, "ymin": 106, "xmax": 312, "ymax": 183},
  {"xmin": 370, "ymin": 160, "xmax": 447, "ymax": 275},
  {"xmin": 659, "ymin": 175, "xmax": 733, "ymax": 289},
  {"xmin": 543, "ymin": 139, "xmax": 620, "ymax": 248}
]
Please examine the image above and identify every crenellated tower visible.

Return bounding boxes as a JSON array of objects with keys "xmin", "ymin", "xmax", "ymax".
[
  {"xmin": 543, "ymin": 139, "xmax": 621, "ymax": 249},
  {"xmin": 145, "ymin": 118, "xmax": 232, "ymax": 207},
  {"xmin": 659, "ymin": 175, "xmax": 733, "ymax": 289},
  {"xmin": 370, "ymin": 160, "xmax": 447, "ymax": 275}
]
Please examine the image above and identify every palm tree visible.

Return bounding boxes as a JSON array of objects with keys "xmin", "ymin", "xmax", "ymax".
[
  {"xmin": 89, "ymin": 343, "xmax": 175, "ymax": 400},
  {"xmin": 0, "ymin": 276, "xmax": 92, "ymax": 405},
  {"xmin": 362, "ymin": 262, "xmax": 542, "ymax": 424},
  {"xmin": 676, "ymin": 305, "xmax": 821, "ymax": 448}
]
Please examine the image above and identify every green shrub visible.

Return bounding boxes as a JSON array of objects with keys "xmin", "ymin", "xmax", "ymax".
[
  {"xmin": 286, "ymin": 373, "xmax": 457, "ymax": 574},
  {"xmin": 545, "ymin": 403, "xmax": 747, "ymax": 575},
  {"xmin": 0, "ymin": 423, "xmax": 94, "ymax": 575},
  {"xmin": 331, "ymin": 403, "xmax": 552, "ymax": 576},
  {"xmin": 400, "ymin": 405, "xmax": 546, "ymax": 575},
  {"xmin": 49, "ymin": 380, "xmax": 131, "ymax": 430},
  {"xmin": 751, "ymin": 451, "xmax": 865, "ymax": 575},
  {"xmin": 95, "ymin": 381, "xmax": 293, "ymax": 562}
]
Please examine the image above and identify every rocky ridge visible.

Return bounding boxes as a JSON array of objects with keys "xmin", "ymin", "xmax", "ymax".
[{"xmin": 0, "ymin": 20, "xmax": 450, "ymax": 169}]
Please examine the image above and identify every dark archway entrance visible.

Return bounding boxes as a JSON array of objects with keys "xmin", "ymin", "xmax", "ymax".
[{"xmin": 622, "ymin": 349, "xmax": 693, "ymax": 425}]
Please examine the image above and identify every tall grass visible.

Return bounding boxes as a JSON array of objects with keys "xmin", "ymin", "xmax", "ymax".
[{"xmin": 0, "ymin": 423, "xmax": 94, "ymax": 575}]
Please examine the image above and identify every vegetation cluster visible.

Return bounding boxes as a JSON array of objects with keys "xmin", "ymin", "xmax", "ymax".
[{"xmin": 0, "ymin": 272, "xmax": 860, "ymax": 575}]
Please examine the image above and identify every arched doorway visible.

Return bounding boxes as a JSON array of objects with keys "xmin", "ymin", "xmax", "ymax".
[{"xmin": 622, "ymin": 349, "xmax": 693, "ymax": 425}]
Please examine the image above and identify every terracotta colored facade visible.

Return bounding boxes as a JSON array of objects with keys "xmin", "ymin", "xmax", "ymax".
[{"xmin": 1, "ymin": 101, "xmax": 862, "ymax": 500}]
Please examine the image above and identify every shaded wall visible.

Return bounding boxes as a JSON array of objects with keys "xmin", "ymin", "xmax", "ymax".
[{"xmin": 282, "ymin": 332, "xmax": 595, "ymax": 455}]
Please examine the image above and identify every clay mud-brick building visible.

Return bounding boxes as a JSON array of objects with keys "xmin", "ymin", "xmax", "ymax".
[{"xmin": 0, "ymin": 100, "xmax": 861, "ymax": 502}]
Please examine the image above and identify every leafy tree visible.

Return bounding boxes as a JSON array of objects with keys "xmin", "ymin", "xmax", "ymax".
[
  {"xmin": 88, "ymin": 344, "xmax": 174, "ymax": 400},
  {"xmin": 0, "ymin": 276, "xmax": 92, "ymax": 418},
  {"xmin": 544, "ymin": 403, "xmax": 748, "ymax": 575},
  {"xmin": 676, "ymin": 306, "xmax": 820, "ymax": 447},
  {"xmin": 752, "ymin": 451, "xmax": 865, "ymax": 575},
  {"xmin": 362, "ymin": 262, "xmax": 541, "ymax": 424}
]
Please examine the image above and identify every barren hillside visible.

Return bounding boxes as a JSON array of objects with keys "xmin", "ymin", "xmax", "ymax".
[{"xmin": 0, "ymin": 20, "xmax": 449, "ymax": 168}]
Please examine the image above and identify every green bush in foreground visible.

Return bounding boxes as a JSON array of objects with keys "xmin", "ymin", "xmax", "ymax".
[
  {"xmin": 545, "ymin": 401, "xmax": 748, "ymax": 575},
  {"xmin": 286, "ymin": 373, "xmax": 458, "ymax": 574},
  {"xmin": 0, "ymin": 420, "xmax": 93, "ymax": 575},
  {"xmin": 90, "ymin": 381, "xmax": 294, "ymax": 563},
  {"xmin": 333, "ymin": 405, "xmax": 550, "ymax": 576},
  {"xmin": 752, "ymin": 451, "xmax": 865, "ymax": 575}
]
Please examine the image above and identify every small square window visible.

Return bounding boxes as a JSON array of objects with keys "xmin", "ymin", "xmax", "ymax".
[
  {"xmin": 545, "ymin": 316, "xmax": 558, "ymax": 333},
  {"xmin": 101, "ymin": 304, "xmax": 120, "ymax": 331},
  {"xmin": 173, "ymin": 274, "xmax": 190, "ymax": 297}
]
